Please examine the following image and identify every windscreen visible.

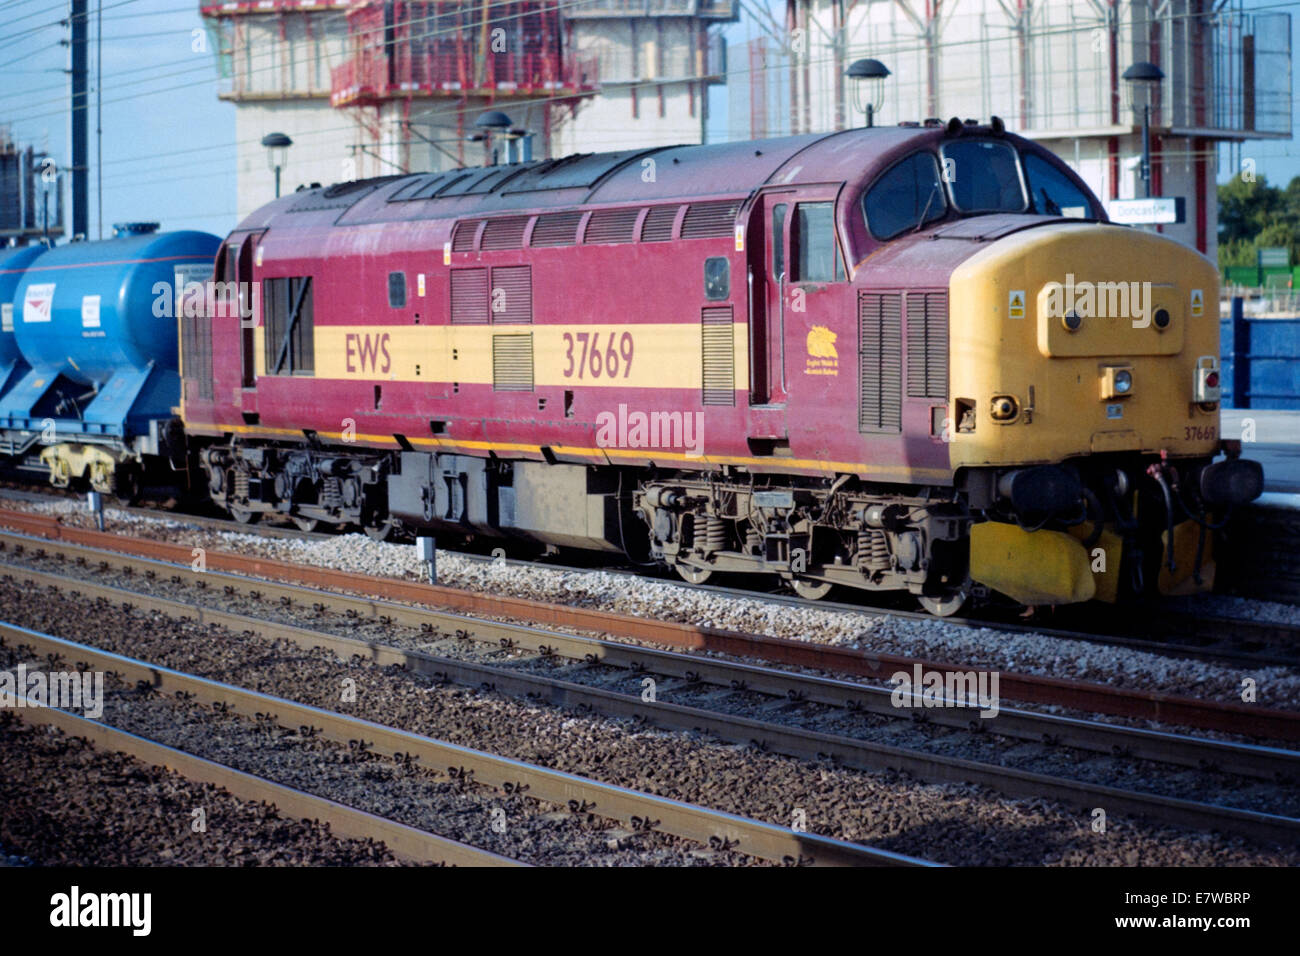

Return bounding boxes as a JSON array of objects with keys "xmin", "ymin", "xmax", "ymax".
[
  {"xmin": 940, "ymin": 140, "xmax": 1027, "ymax": 213},
  {"xmin": 1023, "ymin": 153, "xmax": 1093, "ymax": 218}
]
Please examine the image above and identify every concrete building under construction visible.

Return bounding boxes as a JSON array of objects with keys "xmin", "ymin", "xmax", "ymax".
[
  {"xmin": 729, "ymin": 0, "xmax": 1291, "ymax": 258},
  {"xmin": 201, "ymin": 0, "xmax": 735, "ymax": 219}
]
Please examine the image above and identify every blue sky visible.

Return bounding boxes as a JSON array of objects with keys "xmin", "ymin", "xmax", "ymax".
[{"xmin": 0, "ymin": 0, "xmax": 1297, "ymax": 242}]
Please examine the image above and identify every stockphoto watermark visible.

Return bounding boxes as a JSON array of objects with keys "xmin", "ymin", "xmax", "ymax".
[
  {"xmin": 595, "ymin": 403, "xmax": 704, "ymax": 458},
  {"xmin": 890, "ymin": 663, "xmax": 1000, "ymax": 718},
  {"xmin": 0, "ymin": 664, "xmax": 104, "ymax": 719},
  {"xmin": 1042, "ymin": 274, "xmax": 1153, "ymax": 328}
]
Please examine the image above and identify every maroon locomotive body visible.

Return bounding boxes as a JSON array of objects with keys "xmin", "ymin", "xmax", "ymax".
[{"xmin": 182, "ymin": 122, "xmax": 1256, "ymax": 612}]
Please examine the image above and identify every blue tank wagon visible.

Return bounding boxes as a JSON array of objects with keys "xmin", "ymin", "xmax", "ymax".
[
  {"xmin": 0, "ymin": 223, "xmax": 220, "ymax": 497},
  {"xmin": 0, "ymin": 245, "xmax": 46, "ymax": 456}
]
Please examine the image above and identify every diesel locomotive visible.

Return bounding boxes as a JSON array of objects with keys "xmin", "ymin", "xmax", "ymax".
[{"xmin": 0, "ymin": 120, "xmax": 1265, "ymax": 614}]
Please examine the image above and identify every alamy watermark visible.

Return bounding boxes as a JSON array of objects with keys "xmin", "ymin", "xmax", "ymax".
[
  {"xmin": 890, "ymin": 663, "xmax": 1000, "ymax": 718},
  {"xmin": 595, "ymin": 403, "xmax": 704, "ymax": 458},
  {"xmin": 0, "ymin": 664, "xmax": 104, "ymax": 719},
  {"xmin": 1043, "ymin": 273, "xmax": 1153, "ymax": 328}
]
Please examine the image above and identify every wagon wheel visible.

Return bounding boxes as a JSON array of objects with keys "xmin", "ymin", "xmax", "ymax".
[
  {"xmin": 918, "ymin": 589, "xmax": 968, "ymax": 618},
  {"xmin": 228, "ymin": 504, "xmax": 260, "ymax": 525},
  {"xmin": 792, "ymin": 578, "xmax": 833, "ymax": 601},
  {"xmin": 674, "ymin": 562, "xmax": 712, "ymax": 585},
  {"xmin": 292, "ymin": 516, "xmax": 321, "ymax": 533}
]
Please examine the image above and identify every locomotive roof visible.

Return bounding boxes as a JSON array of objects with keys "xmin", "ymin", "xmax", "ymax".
[{"xmin": 239, "ymin": 125, "xmax": 983, "ymax": 230}]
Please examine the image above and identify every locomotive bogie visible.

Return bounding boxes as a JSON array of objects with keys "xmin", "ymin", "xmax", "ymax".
[{"xmin": 637, "ymin": 477, "xmax": 969, "ymax": 602}]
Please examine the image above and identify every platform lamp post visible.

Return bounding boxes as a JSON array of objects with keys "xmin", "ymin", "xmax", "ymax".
[
  {"xmin": 1122, "ymin": 62, "xmax": 1164, "ymax": 199},
  {"xmin": 846, "ymin": 58, "xmax": 890, "ymax": 128},
  {"xmin": 261, "ymin": 132, "xmax": 293, "ymax": 198},
  {"xmin": 471, "ymin": 110, "xmax": 514, "ymax": 166}
]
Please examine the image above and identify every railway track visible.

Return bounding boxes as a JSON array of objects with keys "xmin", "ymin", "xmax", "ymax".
[
  {"xmin": 9, "ymin": 694, "xmax": 520, "ymax": 867},
  {"xmin": 0, "ymin": 514, "xmax": 1294, "ymax": 739},
  {"xmin": 2, "ymin": 621, "xmax": 923, "ymax": 867},
  {"xmin": 2, "ymin": 495, "xmax": 1296, "ymax": 670},
  {"xmin": 3, "ymin": 533, "xmax": 1298, "ymax": 847}
]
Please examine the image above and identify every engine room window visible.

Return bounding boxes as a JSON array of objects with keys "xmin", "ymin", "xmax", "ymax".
[
  {"xmin": 863, "ymin": 153, "xmax": 947, "ymax": 240},
  {"xmin": 388, "ymin": 271, "xmax": 407, "ymax": 308},
  {"xmin": 794, "ymin": 202, "xmax": 844, "ymax": 282},
  {"xmin": 1023, "ymin": 154, "xmax": 1092, "ymax": 218},
  {"xmin": 263, "ymin": 276, "xmax": 315, "ymax": 376},
  {"xmin": 940, "ymin": 139, "xmax": 1027, "ymax": 213},
  {"xmin": 704, "ymin": 257, "xmax": 730, "ymax": 300}
]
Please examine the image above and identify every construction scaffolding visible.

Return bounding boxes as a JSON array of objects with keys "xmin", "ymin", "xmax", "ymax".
[
  {"xmin": 329, "ymin": 1, "xmax": 601, "ymax": 106},
  {"xmin": 735, "ymin": 0, "xmax": 1291, "ymax": 141}
]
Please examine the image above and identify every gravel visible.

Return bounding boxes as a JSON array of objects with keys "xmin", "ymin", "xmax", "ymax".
[{"xmin": 0, "ymin": 715, "xmax": 405, "ymax": 866}]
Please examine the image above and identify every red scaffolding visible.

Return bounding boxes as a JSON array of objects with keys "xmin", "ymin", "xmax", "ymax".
[{"xmin": 330, "ymin": 0, "xmax": 599, "ymax": 107}]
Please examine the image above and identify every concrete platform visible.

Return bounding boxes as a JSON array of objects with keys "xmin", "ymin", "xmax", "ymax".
[{"xmin": 1221, "ymin": 409, "xmax": 1300, "ymax": 495}]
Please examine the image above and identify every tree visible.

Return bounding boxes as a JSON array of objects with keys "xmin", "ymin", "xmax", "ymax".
[{"xmin": 1217, "ymin": 174, "xmax": 1300, "ymax": 270}]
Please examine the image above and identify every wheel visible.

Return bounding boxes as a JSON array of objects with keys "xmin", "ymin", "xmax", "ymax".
[
  {"xmin": 363, "ymin": 519, "xmax": 397, "ymax": 543},
  {"xmin": 114, "ymin": 466, "xmax": 142, "ymax": 506},
  {"xmin": 229, "ymin": 505, "xmax": 260, "ymax": 525},
  {"xmin": 292, "ymin": 516, "xmax": 321, "ymax": 533},
  {"xmin": 918, "ymin": 590, "xmax": 968, "ymax": 617},
  {"xmin": 791, "ymin": 578, "xmax": 833, "ymax": 601},
  {"xmin": 674, "ymin": 562, "xmax": 712, "ymax": 584}
]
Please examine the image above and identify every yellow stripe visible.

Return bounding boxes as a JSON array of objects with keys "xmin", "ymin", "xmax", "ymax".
[
  {"xmin": 185, "ymin": 421, "xmax": 950, "ymax": 479},
  {"xmin": 292, "ymin": 323, "xmax": 751, "ymax": 391}
]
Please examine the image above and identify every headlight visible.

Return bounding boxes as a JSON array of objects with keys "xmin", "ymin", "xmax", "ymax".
[{"xmin": 1100, "ymin": 365, "xmax": 1134, "ymax": 400}]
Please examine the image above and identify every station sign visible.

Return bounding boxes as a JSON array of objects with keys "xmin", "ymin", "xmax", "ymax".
[
  {"xmin": 1107, "ymin": 197, "xmax": 1185, "ymax": 225},
  {"xmin": 1258, "ymin": 246, "xmax": 1290, "ymax": 268}
]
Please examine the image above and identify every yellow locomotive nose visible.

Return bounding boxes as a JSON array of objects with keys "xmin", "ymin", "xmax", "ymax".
[{"xmin": 947, "ymin": 222, "xmax": 1221, "ymax": 470}]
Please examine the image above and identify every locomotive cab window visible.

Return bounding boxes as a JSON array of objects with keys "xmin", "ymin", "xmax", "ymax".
[
  {"xmin": 1023, "ymin": 154, "xmax": 1092, "ymax": 218},
  {"xmin": 704, "ymin": 257, "xmax": 730, "ymax": 300},
  {"xmin": 940, "ymin": 139, "xmax": 1027, "ymax": 213},
  {"xmin": 263, "ymin": 276, "xmax": 315, "ymax": 376},
  {"xmin": 388, "ymin": 271, "xmax": 407, "ymax": 308},
  {"xmin": 864, "ymin": 153, "xmax": 947, "ymax": 240},
  {"xmin": 793, "ymin": 202, "xmax": 845, "ymax": 282}
]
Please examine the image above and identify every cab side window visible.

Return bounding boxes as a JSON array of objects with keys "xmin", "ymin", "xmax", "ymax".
[
  {"xmin": 793, "ymin": 202, "xmax": 844, "ymax": 282},
  {"xmin": 863, "ymin": 152, "xmax": 947, "ymax": 240}
]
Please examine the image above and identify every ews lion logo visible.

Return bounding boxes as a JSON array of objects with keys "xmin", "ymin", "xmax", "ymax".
[{"xmin": 804, "ymin": 325, "xmax": 838, "ymax": 376}]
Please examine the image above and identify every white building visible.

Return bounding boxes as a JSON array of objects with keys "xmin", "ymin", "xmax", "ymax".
[
  {"xmin": 201, "ymin": 0, "xmax": 734, "ymax": 220},
  {"xmin": 727, "ymin": 0, "xmax": 1292, "ymax": 258}
]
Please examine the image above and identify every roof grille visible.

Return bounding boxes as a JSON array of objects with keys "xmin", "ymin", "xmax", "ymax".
[
  {"xmin": 480, "ymin": 216, "xmax": 529, "ymax": 251},
  {"xmin": 452, "ymin": 220, "xmax": 482, "ymax": 252},
  {"xmin": 641, "ymin": 205, "xmax": 680, "ymax": 242},
  {"xmin": 681, "ymin": 201, "xmax": 739, "ymax": 240},
  {"xmin": 530, "ymin": 211, "xmax": 584, "ymax": 247},
  {"xmin": 584, "ymin": 208, "xmax": 641, "ymax": 244}
]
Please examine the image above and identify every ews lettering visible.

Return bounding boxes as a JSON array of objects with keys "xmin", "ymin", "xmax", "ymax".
[{"xmin": 345, "ymin": 333, "xmax": 392, "ymax": 374}]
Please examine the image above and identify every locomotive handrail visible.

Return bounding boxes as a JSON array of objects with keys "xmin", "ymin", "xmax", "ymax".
[
  {"xmin": 747, "ymin": 266, "xmax": 756, "ymax": 403},
  {"xmin": 777, "ymin": 270, "xmax": 788, "ymax": 394}
]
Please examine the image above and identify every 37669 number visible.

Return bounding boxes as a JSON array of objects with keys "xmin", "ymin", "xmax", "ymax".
[
  {"xmin": 1184, "ymin": 424, "xmax": 1217, "ymax": 441},
  {"xmin": 563, "ymin": 331, "xmax": 634, "ymax": 379}
]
